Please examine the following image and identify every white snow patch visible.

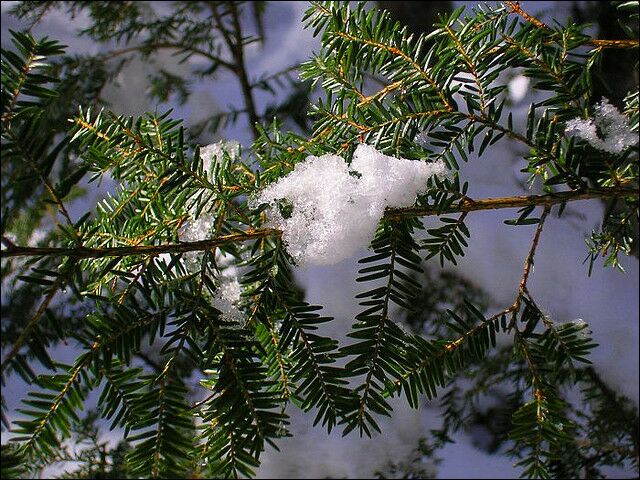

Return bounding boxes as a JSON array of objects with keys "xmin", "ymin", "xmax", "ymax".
[
  {"xmin": 213, "ymin": 277, "xmax": 244, "ymax": 323},
  {"xmin": 199, "ymin": 140, "xmax": 240, "ymax": 179},
  {"xmin": 565, "ymin": 98, "xmax": 637, "ymax": 154},
  {"xmin": 252, "ymin": 144, "xmax": 448, "ymax": 266},
  {"xmin": 179, "ymin": 140, "xmax": 241, "ymax": 247},
  {"xmin": 181, "ymin": 215, "xmax": 213, "ymax": 243},
  {"xmin": 508, "ymin": 74, "xmax": 529, "ymax": 103}
]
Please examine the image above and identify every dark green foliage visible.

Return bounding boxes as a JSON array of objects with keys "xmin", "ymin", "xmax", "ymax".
[
  {"xmin": 398, "ymin": 267, "xmax": 635, "ymax": 480},
  {"xmin": 341, "ymin": 218, "xmax": 424, "ymax": 435},
  {"xmin": 243, "ymin": 241, "xmax": 353, "ymax": 433}
]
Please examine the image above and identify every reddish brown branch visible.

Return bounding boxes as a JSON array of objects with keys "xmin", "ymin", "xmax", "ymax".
[
  {"xmin": 2, "ymin": 188, "xmax": 638, "ymax": 260},
  {"xmin": 384, "ymin": 187, "xmax": 638, "ymax": 221},
  {"xmin": 505, "ymin": 1, "xmax": 639, "ymax": 49},
  {"xmin": 1, "ymin": 229, "xmax": 279, "ymax": 259}
]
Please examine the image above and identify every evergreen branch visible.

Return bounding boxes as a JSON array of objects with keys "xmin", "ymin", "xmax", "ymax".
[
  {"xmin": 4, "ymin": 129, "xmax": 81, "ymax": 244},
  {"xmin": 357, "ymin": 80, "xmax": 403, "ymax": 107},
  {"xmin": 353, "ymin": 228, "xmax": 398, "ymax": 433},
  {"xmin": 423, "ymin": 212, "xmax": 470, "ymax": 267},
  {"xmin": 210, "ymin": 2, "xmax": 260, "ymax": 140},
  {"xmin": 17, "ymin": 358, "xmax": 90, "ymax": 457},
  {"xmin": 3, "ymin": 188, "xmax": 637, "ymax": 260},
  {"xmin": 0, "ymin": 32, "xmax": 64, "ymax": 128},
  {"xmin": 247, "ymin": 241, "xmax": 348, "ymax": 431},
  {"xmin": 508, "ymin": 206, "xmax": 551, "ymax": 330},
  {"xmin": 151, "ymin": 380, "xmax": 169, "ymax": 478},
  {"xmin": 505, "ymin": 1, "xmax": 639, "ymax": 49},
  {"xmin": 589, "ymin": 39, "xmax": 640, "ymax": 48},
  {"xmin": 0, "ymin": 261, "xmax": 75, "ymax": 374},
  {"xmin": 1, "ymin": 47, "xmax": 35, "ymax": 129},
  {"xmin": 462, "ymin": 113, "xmax": 589, "ymax": 189},
  {"xmin": 386, "ymin": 307, "xmax": 508, "ymax": 396},
  {"xmin": 99, "ymin": 42, "xmax": 236, "ymax": 71},
  {"xmin": 332, "ymin": 31, "xmax": 452, "ymax": 110},
  {"xmin": 519, "ymin": 207, "xmax": 549, "ymax": 293},
  {"xmin": 501, "ymin": 35, "xmax": 578, "ymax": 110},
  {"xmin": 98, "ymin": 364, "xmax": 145, "ymax": 433},
  {"xmin": 12, "ymin": 309, "xmax": 165, "ymax": 462},
  {"xmin": 384, "ymin": 187, "xmax": 638, "ymax": 220},
  {"xmin": 126, "ymin": 377, "xmax": 194, "ymax": 478},
  {"xmin": 1, "ymin": 229, "xmax": 279, "ymax": 259},
  {"xmin": 199, "ymin": 314, "xmax": 286, "ymax": 478},
  {"xmin": 358, "ymin": 109, "xmax": 449, "ymax": 136},
  {"xmin": 342, "ymin": 219, "xmax": 423, "ymax": 435},
  {"xmin": 259, "ymin": 322, "xmax": 293, "ymax": 401},
  {"xmin": 504, "ymin": 1, "xmax": 550, "ymax": 32},
  {"xmin": 275, "ymin": 291, "xmax": 343, "ymax": 429},
  {"xmin": 444, "ymin": 26, "xmax": 487, "ymax": 113},
  {"xmin": 388, "ymin": 206, "xmax": 551, "ymax": 403}
]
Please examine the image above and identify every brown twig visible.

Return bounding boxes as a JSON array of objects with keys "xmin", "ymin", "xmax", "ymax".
[
  {"xmin": 509, "ymin": 205, "xmax": 551, "ymax": 328},
  {"xmin": 1, "ymin": 228, "xmax": 279, "ymax": 260},
  {"xmin": 505, "ymin": 1, "xmax": 639, "ymax": 49},
  {"xmin": 2, "ymin": 188, "xmax": 638, "ymax": 260},
  {"xmin": 384, "ymin": 186, "xmax": 637, "ymax": 221}
]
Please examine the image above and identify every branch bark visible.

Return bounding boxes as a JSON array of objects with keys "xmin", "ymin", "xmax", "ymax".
[
  {"xmin": 384, "ymin": 186, "xmax": 638, "ymax": 220},
  {"xmin": 1, "ymin": 229, "xmax": 279, "ymax": 259},
  {"xmin": 505, "ymin": 0, "xmax": 640, "ymax": 49}
]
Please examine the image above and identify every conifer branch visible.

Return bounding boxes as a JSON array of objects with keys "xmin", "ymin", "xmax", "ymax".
[
  {"xmin": 385, "ymin": 186, "xmax": 638, "ymax": 220},
  {"xmin": 99, "ymin": 42, "xmax": 236, "ymax": 71},
  {"xmin": 505, "ymin": 1, "xmax": 639, "ymax": 49},
  {"xmin": 0, "ymin": 265, "xmax": 72, "ymax": 374},
  {"xmin": 210, "ymin": 2, "xmax": 260, "ymax": 140},
  {"xmin": 1, "ymin": 229, "xmax": 279, "ymax": 259},
  {"xmin": 2, "ymin": 188, "xmax": 637, "ymax": 260}
]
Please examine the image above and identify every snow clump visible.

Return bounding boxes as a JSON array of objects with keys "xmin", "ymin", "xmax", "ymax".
[
  {"xmin": 181, "ymin": 140, "xmax": 242, "ymax": 243},
  {"xmin": 199, "ymin": 140, "xmax": 240, "ymax": 179},
  {"xmin": 213, "ymin": 276, "xmax": 244, "ymax": 323},
  {"xmin": 507, "ymin": 74, "xmax": 530, "ymax": 103},
  {"xmin": 252, "ymin": 144, "xmax": 449, "ymax": 266},
  {"xmin": 565, "ymin": 98, "xmax": 637, "ymax": 154}
]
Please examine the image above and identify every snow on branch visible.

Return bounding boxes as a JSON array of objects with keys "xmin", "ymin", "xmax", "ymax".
[
  {"xmin": 252, "ymin": 144, "xmax": 448, "ymax": 266},
  {"xmin": 565, "ymin": 98, "xmax": 638, "ymax": 154}
]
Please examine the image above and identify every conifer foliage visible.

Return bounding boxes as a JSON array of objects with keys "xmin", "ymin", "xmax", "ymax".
[{"xmin": 1, "ymin": 1, "xmax": 638, "ymax": 478}]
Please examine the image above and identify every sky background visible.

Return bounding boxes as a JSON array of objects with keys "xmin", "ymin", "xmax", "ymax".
[{"xmin": 1, "ymin": 1, "xmax": 638, "ymax": 478}]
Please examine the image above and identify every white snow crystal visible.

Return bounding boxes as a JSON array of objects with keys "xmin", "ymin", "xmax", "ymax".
[
  {"xmin": 565, "ymin": 98, "xmax": 638, "ymax": 154},
  {"xmin": 199, "ymin": 140, "xmax": 240, "ymax": 179},
  {"xmin": 181, "ymin": 215, "xmax": 213, "ymax": 243},
  {"xmin": 415, "ymin": 131, "xmax": 430, "ymax": 148},
  {"xmin": 213, "ymin": 277, "xmax": 244, "ymax": 323},
  {"xmin": 179, "ymin": 214, "xmax": 214, "ymax": 268},
  {"xmin": 508, "ymin": 75, "xmax": 529, "ymax": 103},
  {"xmin": 180, "ymin": 141, "xmax": 241, "ymax": 245},
  {"xmin": 252, "ymin": 144, "xmax": 448, "ymax": 266}
]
